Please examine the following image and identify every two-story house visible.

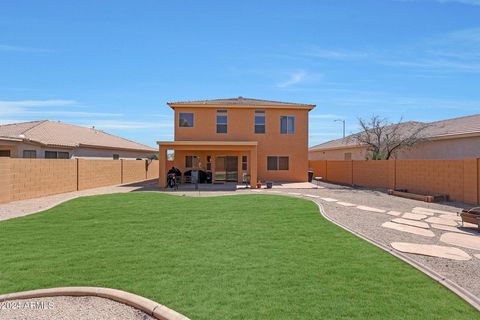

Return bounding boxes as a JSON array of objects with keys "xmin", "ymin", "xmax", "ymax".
[{"xmin": 158, "ymin": 97, "xmax": 315, "ymax": 187}]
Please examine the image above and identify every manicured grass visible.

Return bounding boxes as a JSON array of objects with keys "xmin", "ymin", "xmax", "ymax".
[{"xmin": 0, "ymin": 193, "xmax": 477, "ymax": 319}]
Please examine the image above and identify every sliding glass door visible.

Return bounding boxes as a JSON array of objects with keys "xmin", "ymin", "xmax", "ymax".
[{"xmin": 215, "ymin": 156, "xmax": 238, "ymax": 182}]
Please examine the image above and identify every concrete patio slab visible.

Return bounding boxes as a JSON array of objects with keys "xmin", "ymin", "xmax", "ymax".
[
  {"xmin": 382, "ymin": 221, "xmax": 435, "ymax": 237},
  {"xmin": 337, "ymin": 201, "xmax": 356, "ymax": 207},
  {"xmin": 357, "ymin": 205, "xmax": 386, "ymax": 213},
  {"xmin": 402, "ymin": 212, "xmax": 428, "ymax": 221},
  {"xmin": 425, "ymin": 217, "xmax": 458, "ymax": 227},
  {"xmin": 386, "ymin": 211, "xmax": 402, "ymax": 216},
  {"xmin": 392, "ymin": 218, "xmax": 430, "ymax": 229},
  {"xmin": 320, "ymin": 197, "xmax": 339, "ymax": 202},
  {"xmin": 413, "ymin": 207, "xmax": 456, "ymax": 215},
  {"xmin": 391, "ymin": 242, "xmax": 471, "ymax": 261},
  {"xmin": 440, "ymin": 233, "xmax": 480, "ymax": 251}
]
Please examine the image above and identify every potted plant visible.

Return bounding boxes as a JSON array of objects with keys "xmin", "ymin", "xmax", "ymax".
[{"xmin": 256, "ymin": 181, "xmax": 262, "ymax": 189}]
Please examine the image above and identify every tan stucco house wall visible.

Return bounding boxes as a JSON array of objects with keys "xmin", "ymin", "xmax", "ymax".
[{"xmin": 158, "ymin": 97, "xmax": 315, "ymax": 187}]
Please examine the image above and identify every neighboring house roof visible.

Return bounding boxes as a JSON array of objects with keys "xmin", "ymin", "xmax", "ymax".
[
  {"xmin": 0, "ymin": 120, "xmax": 156, "ymax": 152},
  {"xmin": 310, "ymin": 114, "xmax": 480, "ymax": 152},
  {"xmin": 168, "ymin": 96, "xmax": 315, "ymax": 109}
]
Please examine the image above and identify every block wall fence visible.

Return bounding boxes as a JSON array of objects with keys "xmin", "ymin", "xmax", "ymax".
[
  {"xmin": 0, "ymin": 158, "xmax": 159, "ymax": 204},
  {"xmin": 309, "ymin": 158, "xmax": 480, "ymax": 205}
]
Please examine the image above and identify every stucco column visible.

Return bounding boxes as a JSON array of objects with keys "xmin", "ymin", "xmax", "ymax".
[
  {"xmin": 237, "ymin": 154, "xmax": 243, "ymax": 184},
  {"xmin": 159, "ymin": 146, "xmax": 167, "ymax": 188},
  {"xmin": 211, "ymin": 154, "xmax": 216, "ymax": 183},
  {"xmin": 249, "ymin": 147, "xmax": 258, "ymax": 188}
]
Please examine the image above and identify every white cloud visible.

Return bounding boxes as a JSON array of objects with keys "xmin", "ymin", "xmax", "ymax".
[
  {"xmin": 303, "ymin": 48, "xmax": 371, "ymax": 60},
  {"xmin": 435, "ymin": 0, "xmax": 480, "ymax": 5},
  {"xmin": 0, "ymin": 99, "xmax": 77, "ymax": 108},
  {"xmin": 276, "ymin": 70, "xmax": 324, "ymax": 88},
  {"xmin": 276, "ymin": 71, "xmax": 308, "ymax": 88},
  {"xmin": 0, "ymin": 44, "xmax": 51, "ymax": 53}
]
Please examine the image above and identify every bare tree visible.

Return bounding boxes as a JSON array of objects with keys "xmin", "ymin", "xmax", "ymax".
[{"xmin": 353, "ymin": 115, "xmax": 429, "ymax": 160}]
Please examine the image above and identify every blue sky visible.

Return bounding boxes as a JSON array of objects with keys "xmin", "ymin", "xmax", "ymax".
[{"xmin": 1, "ymin": 0, "xmax": 480, "ymax": 147}]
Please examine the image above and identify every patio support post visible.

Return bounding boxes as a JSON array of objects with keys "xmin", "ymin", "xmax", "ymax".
[
  {"xmin": 250, "ymin": 147, "xmax": 258, "ymax": 188},
  {"xmin": 211, "ymin": 155, "xmax": 216, "ymax": 183},
  {"xmin": 237, "ymin": 154, "xmax": 243, "ymax": 184},
  {"xmin": 159, "ymin": 146, "xmax": 167, "ymax": 188}
]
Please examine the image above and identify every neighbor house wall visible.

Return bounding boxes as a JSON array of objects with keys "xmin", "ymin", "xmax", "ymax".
[
  {"xmin": 308, "ymin": 158, "xmax": 480, "ymax": 204},
  {"xmin": 72, "ymin": 147, "xmax": 154, "ymax": 160},
  {"xmin": 173, "ymin": 107, "xmax": 309, "ymax": 182},
  {"xmin": 0, "ymin": 140, "xmax": 155, "ymax": 160},
  {"xmin": 309, "ymin": 136, "xmax": 480, "ymax": 161},
  {"xmin": 396, "ymin": 136, "xmax": 480, "ymax": 160},
  {"xmin": 309, "ymin": 147, "xmax": 367, "ymax": 161}
]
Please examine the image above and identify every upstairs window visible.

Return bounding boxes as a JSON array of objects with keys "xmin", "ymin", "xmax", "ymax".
[
  {"xmin": 216, "ymin": 110, "xmax": 228, "ymax": 134},
  {"xmin": 254, "ymin": 110, "xmax": 265, "ymax": 134},
  {"xmin": 179, "ymin": 113, "xmax": 194, "ymax": 127},
  {"xmin": 280, "ymin": 116, "xmax": 295, "ymax": 134}
]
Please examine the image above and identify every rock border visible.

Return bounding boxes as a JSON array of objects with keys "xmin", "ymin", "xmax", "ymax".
[
  {"xmin": 0, "ymin": 287, "xmax": 190, "ymax": 320},
  {"xmin": 312, "ymin": 199, "xmax": 480, "ymax": 313}
]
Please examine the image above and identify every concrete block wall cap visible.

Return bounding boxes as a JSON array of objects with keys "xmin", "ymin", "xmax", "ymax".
[{"xmin": 0, "ymin": 286, "xmax": 190, "ymax": 320}]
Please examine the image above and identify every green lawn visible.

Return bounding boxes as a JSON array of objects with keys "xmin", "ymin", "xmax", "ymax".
[{"xmin": 0, "ymin": 193, "xmax": 477, "ymax": 319}]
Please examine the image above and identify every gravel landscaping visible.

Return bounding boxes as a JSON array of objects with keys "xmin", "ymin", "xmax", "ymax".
[
  {"xmin": 0, "ymin": 296, "xmax": 155, "ymax": 320},
  {"xmin": 275, "ymin": 182, "xmax": 480, "ymax": 298}
]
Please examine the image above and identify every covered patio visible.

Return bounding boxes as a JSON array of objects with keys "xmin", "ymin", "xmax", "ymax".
[{"xmin": 157, "ymin": 141, "xmax": 258, "ymax": 188}]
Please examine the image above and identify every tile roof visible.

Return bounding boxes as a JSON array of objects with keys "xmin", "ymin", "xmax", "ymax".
[
  {"xmin": 310, "ymin": 114, "xmax": 480, "ymax": 151},
  {"xmin": 168, "ymin": 96, "xmax": 315, "ymax": 108},
  {"xmin": 0, "ymin": 120, "xmax": 156, "ymax": 152}
]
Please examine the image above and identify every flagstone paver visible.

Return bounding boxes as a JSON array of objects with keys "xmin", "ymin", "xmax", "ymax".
[
  {"xmin": 392, "ymin": 218, "xmax": 430, "ymax": 229},
  {"xmin": 439, "ymin": 214, "xmax": 462, "ymax": 221},
  {"xmin": 337, "ymin": 201, "xmax": 356, "ymax": 207},
  {"xmin": 425, "ymin": 217, "xmax": 458, "ymax": 227},
  {"xmin": 411, "ymin": 208, "xmax": 435, "ymax": 216},
  {"xmin": 413, "ymin": 207, "xmax": 456, "ymax": 215},
  {"xmin": 391, "ymin": 242, "xmax": 471, "ymax": 261},
  {"xmin": 402, "ymin": 212, "xmax": 428, "ymax": 221},
  {"xmin": 320, "ymin": 197, "xmax": 338, "ymax": 202},
  {"xmin": 475, "ymin": 254, "xmax": 480, "ymax": 259},
  {"xmin": 386, "ymin": 211, "xmax": 402, "ymax": 216},
  {"xmin": 382, "ymin": 221, "xmax": 435, "ymax": 237},
  {"xmin": 357, "ymin": 205, "xmax": 386, "ymax": 213},
  {"xmin": 440, "ymin": 233, "xmax": 480, "ymax": 251},
  {"xmin": 304, "ymin": 194, "xmax": 320, "ymax": 198},
  {"xmin": 430, "ymin": 224, "xmax": 472, "ymax": 235}
]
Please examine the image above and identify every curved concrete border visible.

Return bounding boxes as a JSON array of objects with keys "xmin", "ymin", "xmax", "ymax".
[
  {"xmin": 310, "ymin": 198, "xmax": 480, "ymax": 313},
  {"xmin": 0, "ymin": 287, "xmax": 190, "ymax": 320}
]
